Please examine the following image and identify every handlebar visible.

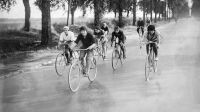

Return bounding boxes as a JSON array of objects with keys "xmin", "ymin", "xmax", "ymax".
[
  {"xmin": 73, "ymin": 49, "xmax": 89, "ymax": 51},
  {"xmin": 141, "ymin": 41, "xmax": 157, "ymax": 45}
]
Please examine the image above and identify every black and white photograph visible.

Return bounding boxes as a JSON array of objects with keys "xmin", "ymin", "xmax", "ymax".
[{"xmin": 0, "ymin": 0, "xmax": 200, "ymax": 112}]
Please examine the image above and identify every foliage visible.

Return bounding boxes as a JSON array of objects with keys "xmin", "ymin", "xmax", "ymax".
[{"xmin": 0, "ymin": 0, "xmax": 16, "ymax": 12}]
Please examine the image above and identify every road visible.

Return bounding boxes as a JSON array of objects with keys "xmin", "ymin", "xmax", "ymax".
[{"xmin": 0, "ymin": 17, "xmax": 200, "ymax": 112}]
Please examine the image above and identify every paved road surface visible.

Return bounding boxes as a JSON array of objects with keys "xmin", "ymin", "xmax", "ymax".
[{"xmin": 0, "ymin": 17, "xmax": 200, "ymax": 112}]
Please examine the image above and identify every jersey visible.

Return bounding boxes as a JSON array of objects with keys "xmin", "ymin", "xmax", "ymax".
[
  {"xmin": 59, "ymin": 31, "xmax": 76, "ymax": 42},
  {"xmin": 111, "ymin": 30, "xmax": 126, "ymax": 44},
  {"xmin": 143, "ymin": 31, "xmax": 160, "ymax": 43}
]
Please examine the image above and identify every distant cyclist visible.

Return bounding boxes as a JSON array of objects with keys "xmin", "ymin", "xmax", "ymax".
[
  {"xmin": 111, "ymin": 26, "xmax": 126, "ymax": 59},
  {"xmin": 94, "ymin": 26, "xmax": 108, "ymax": 59},
  {"xmin": 58, "ymin": 26, "xmax": 76, "ymax": 64},
  {"xmin": 137, "ymin": 17, "xmax": 145, "ymax": 36},
  {"xmin": 143, "ymin": 25, "xmax": 160, "ymax": 61},
  {"xmin": 101, "ymin": 23, "xmax": 109, "ymax": 36}
]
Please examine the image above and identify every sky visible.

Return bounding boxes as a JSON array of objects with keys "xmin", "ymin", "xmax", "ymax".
[{"xmin": 0, "ymin": 0, "xmax": 144, "ymax": 19}]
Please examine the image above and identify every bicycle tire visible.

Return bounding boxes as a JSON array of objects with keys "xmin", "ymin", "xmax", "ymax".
[
  {"xmin": 145, "ymin": 56, "xmax": 150, "ymax": 81},
  {"xmin": 112, "ymin": 49, "xmax": 120, "ymax": 70},
  {"xmin": 55, "ymin": 53, "xmax": 68, "ymax": 76},
  {"xmin": 68, "ymin": 62, "xmax": 81, "ymax": 92},
  {"xmin": 88, "ymin": 58, "xmax": 97, "ymax": 82}
]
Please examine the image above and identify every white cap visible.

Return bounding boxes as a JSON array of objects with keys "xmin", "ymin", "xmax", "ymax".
[{"xmin": 63, "ymin": 26, "xmax": 69, "ymax": 30}]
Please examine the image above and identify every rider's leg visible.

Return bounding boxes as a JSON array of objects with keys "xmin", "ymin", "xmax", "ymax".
[
  {"xmin": 142, "ymin": 27, "xmax": 144, "ymax": 36},
  {"xmin": 120, "ymin": 44, "xmax": 126, "ymax": 59},
  {"xmin": 152, "ymin": 44, "xmax": 158, "ymax": 60},
  {"xmin": 65, "ymin": 45, "xmax": 70, "ymax": 63},
  {"xmin": 146, "ymin": 44, "xmax": 150, "ymax": 55},
  {"xmin": 79, "ymin": 51, "xmax": 86, "ymax": 74},
  {"xmin": 86, "ymin": 50, "xmax": 93, "ymax": 74},
  {"xmin": 137, "ymin": 27, "xmax": 140, "ymax": 35}
]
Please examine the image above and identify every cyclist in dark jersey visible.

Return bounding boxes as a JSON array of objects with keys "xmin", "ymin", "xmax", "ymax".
[
  {"xmin": 111, "ymin": 26, "xmax": 126, "ymax": 59},
  {"xmin": 143, "ymin": 25, "xmax": 160, "ymax": 61},
  {"xmin": 137, "ymin": 18, "xmax": 145, "ymax": 36}
]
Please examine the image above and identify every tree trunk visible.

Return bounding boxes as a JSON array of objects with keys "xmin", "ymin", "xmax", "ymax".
[
  {"xmin": 154, "ymin": 0, "xmax": 157, "ymax": 23},
  {"xmin": 71, "ymin": 9, "xmax": 75, "ymax": 25},
  {"xmin": 41, "ymin": 0, "xmax": 51, "ymax": 46},
  {"xmin": 67, "ymin": 0, "xmax": 71, "ymax": 25},
  {"xmin": 118, "ymin": 0, "xmax": 123, "ymax": 27},
  {"xmin": 22, "ymin": 0, "xmax": 30, "ymax": 31},
  {"xmin": 143, "ymin": 0, "xmax": 146, "ymax": 22},
  {"xmin": 150, "ymin": 0, "xmax": 153, "ymax": 21},
  {"xmin": 114, "ymin": 9, "xmax": 117, "ymax": 18},
  {"xmin": 94, "ymin": 0, "xmax": 102, "ymax": 26},
  {"xmin": 118, "ymin": 9, "xmax": 123, "ymax": 27},
  {"xmin": 132, "ymin": 0, "xmax": 136, "ymax": 26}
]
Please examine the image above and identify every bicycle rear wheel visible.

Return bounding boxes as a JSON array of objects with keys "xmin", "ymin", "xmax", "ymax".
[
  {"xmin": 55, "ymin": 53, "xmax": 68, "ymax": 76},
  {"xmin": 88, "ymin": 58, "xmax": 97, "ymax": 82},
  {"xmin": 68, "ymin": 62, "xmax": 81, "ymax": 92},
  {"xmin": 112, "ymin": 50, "xmax": 120, "ymax": 70}
]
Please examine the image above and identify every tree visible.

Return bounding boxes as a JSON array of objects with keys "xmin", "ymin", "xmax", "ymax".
[
  {"xmin": 132, "ymin": 0, "xmax": 137, "ymax": 25},
  {"xmin": 35, "ymin": 0, "xmax": 51, "ymax": 46},
  {"xmin": 0, "ymin": 0, "xmax": 16, "ymax": 11},
  {"xmin": 22, "ymin": 0, "xmax": 31, "ymax": 31}
]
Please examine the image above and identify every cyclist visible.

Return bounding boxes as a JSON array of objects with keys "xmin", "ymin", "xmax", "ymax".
[
  {"xmin": 101, "ymin": 23, "xmax": 109, "ymax": 36},
  {"xmin": 137, "ymin": 17, "xmax": 145, "ymax": 36},
  {"xmin": 73, "ymin": 26, "xmax": 96, "ymax": 76},
  {"xmin": 143, "ymin": 25, "xmax": 160, "ymax": 61},
  {"xmin": 58, "ymin": 26, "xmax": 76, "ymax": 64},
  {"xmin": 146, "ymin": 18, "xmax": 151, "ymax": 27},
  {"xmin": 94, "ymin": 26, "xmax": 107, "ymax": 59},
  {"xmin": 111, "ymin": 26, "xmax": 126, "ymax": 59}
]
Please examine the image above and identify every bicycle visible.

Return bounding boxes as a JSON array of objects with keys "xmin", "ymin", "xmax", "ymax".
[
  {"xmin": 68, "ymin": 49, "xmax": 97, "ymax": 92},
  {"xmin": 95, "ymin": 37, "xmax": 108, "ymax": 60},
  {"xmin": 111, "ymin": 38, "xmax": 124, "ymax": 70},
  {"xmin": 55, "ymin": 44, "xmax": 71, "ymax": 76},
  {"xmin": 143, "ymin": 41, "xmax": 158, "ymax": 81},
  {"xmin": 138, "ymin": 26, "xmax": 144, "ymax": 49}
]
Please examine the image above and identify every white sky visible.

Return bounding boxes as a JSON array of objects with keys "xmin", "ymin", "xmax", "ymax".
[{"xmin": 0, "ymin": 0, "xmax": 143, "ymax": 19}]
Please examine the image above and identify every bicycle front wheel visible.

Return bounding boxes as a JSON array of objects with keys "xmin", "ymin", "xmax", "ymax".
[
  {"xmin": 55, "ymin": 53, "xmax": 68, "ymax": 76},
  {"xmin": 88, "ymin": 58, "xmax": 97, "ymax": 82},
  {"xmin": 112, "ymin": 50, "xmax": 120, "ymax": 70},
  {"xmin": 145, "ymin": 56, "xmax": 150, "ymax": 81},
  {"xmin": 68, "ymin": 62, "xmax": 81, "ymax": 92}
]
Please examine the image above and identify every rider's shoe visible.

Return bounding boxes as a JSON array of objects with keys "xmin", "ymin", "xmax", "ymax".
[
  {"xmin": 123, "ymin": 55, "xmax": 126, "ymax": 59},
  {"xmin": 155, "ymin": 57, "xmax": 159, "ymax": 61}
]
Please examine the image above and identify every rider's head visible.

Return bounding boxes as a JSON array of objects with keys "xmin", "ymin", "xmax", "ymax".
[
  {"xmin": 139, "ymin": 17, "xmax": 142, "ymax": 21},
  {"xmin": 147, "ymin": 25, "xmax": 155, "ymax": 34},
  {"xmin": 79, "ymin": 26, "xmax": 87, "ymax": 36},
  {"xmin": 114, "ymin": 26, "xmax": 120, "ymax": 33},
  {"xmin": 63, "ymin": 26, "xmax": 69, "ymax": 34}
]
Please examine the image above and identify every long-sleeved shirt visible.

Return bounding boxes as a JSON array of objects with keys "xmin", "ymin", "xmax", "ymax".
[
  {"xmin": 143, "ymin": 31, "xmax": 160, "ymax": 43},
  {"xmin": 75, "ymin": 33, "xmax": 96, "ymax": 49},
  {"xmin": 111, "ymin": 30, "xmax": 126, "ymax": 44}
]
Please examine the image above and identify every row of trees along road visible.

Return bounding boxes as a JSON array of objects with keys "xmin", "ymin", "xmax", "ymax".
[{"xmin": 0, "ymin": 0, "xmax": 191, "ymax": 46}]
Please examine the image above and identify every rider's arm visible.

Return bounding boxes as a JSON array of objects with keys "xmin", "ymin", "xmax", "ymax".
[
  {"xmin": 87, "ymin": 34, "xmax": 97, "ymax": 50},
  {"xmin": 121, "ymin": 31, "xmax": 126, "ymax": 44}
]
